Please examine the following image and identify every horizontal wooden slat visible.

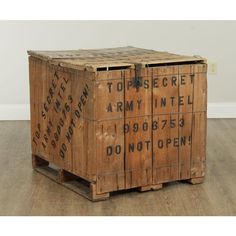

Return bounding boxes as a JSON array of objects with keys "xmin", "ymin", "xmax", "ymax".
[{"xmin": 28, "ymin": 46, "xmax": 205, "ymax": 71}]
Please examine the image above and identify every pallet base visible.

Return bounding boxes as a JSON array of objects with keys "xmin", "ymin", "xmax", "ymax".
[
  {"xmin": 32, "ymin": 155, "xmax": 109, "ymax": 201},
  {"xmin": 32, "ymin": 155, "xmax": 205, "ymax": 201}
]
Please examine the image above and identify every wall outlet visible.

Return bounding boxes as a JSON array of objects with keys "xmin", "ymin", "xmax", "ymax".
[{"xmin": 208, "ymin": 62, "xmax": 217, "ymax": 75}]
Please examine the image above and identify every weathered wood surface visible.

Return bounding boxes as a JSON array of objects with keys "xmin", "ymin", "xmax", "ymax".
[
  {"xmin": 28, "ymin": 46, "xmax": 205, "ymax": 71},
  {"xmin": 28, "ymin": 47, "xmax": 207, "ymax": 200}
]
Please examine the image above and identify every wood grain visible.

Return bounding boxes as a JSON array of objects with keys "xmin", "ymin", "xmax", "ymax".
[{"xmin": 28, "ymin": 47, "xmax": 207, "ymax": 200}]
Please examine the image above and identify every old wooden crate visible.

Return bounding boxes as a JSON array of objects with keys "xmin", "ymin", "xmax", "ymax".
[{"xmin": 28, "ymin": 46, "xmax": 207, "ymax": 201}]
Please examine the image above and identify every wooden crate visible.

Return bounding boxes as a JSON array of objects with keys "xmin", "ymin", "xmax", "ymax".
[{"xmin": 28, "ymin": 47, "xmax": 207, "ymax": 201}]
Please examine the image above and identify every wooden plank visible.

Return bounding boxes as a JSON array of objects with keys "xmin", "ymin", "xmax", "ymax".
[
  {"xmin": 28, "ymin": 47, "xmax": 205, "ymax": 70},
  {"xmin": 39, "ymin": 60, "xmax": 49, "ymax": 159},
  {"xmin": 152, "ymin": 65, "xmax": 179, "ymax": 115},
  {"xmin": 46, "ymin": 67, "xmax": 72, "ymax": 170},
  {"xmin": 34, "ymin": 58, "xmax": 49, "ymax": 161},
  {"xmin": 193, "ymin": 64, "xmax": 207, "ymax": 112},
  {"xmin": 94, "ymin": 70, "xmax": 126, "ymax": 194},
  {"xmin": 191, "ymin": 112, "xmax": 207, "ymax": 178},
  {"xmin": 178, "ymin": 64, "xmax": 194, "ymax": 113},
  {"xmin": 178, "ymin": 64, "xmax": 194, "ymax": 180},
  {"xmin": 124, "ymin": 116, "xmax": 152, "ymax": 189},
  {"xmin": 29, "ymin": 57, "xmax": 37, "ymax": 155},
  {"xmin": 124, "ymin": 67, "xmax": 152, "ymax": 189},
  {"xmin": 96, "ymin": 119, "xmax": 125, "ymax": 194},
  {"xmin": 70, "ymin": 69, "xmax": 86, "ymax": 178},
  {"xmin": 152, "ymin": 65, "xmax": 179, "ymax": 184},
  {"xmin": 43, "ymin": 64, "xmax": 52, "ymax": 164},
  {"xmin": 152, "ymin": 114, "xmax": 179, "ymax": 184},
  {"xmin": 124, "ymin": 116, "xmax": 152, "ymax": 188},
  {"xmin": 178, "ymin": 112, "xmax": 192, "ymax": 180},
  {"xmin": 189, "ymin": 63, "xmax": 207, "ymax": 180},
  {"xmin": 69, "ymin": 70, "xmax": 95, "ymax": 180},
  {"xmin": 95, "ymin": 70, "xmax": 124, "ymax": 120},
  {"xmin": 41, "ymin": 60, "xmax": 53, "ymax": 162},
  {"xmin": 124, "ymin": 67, "xmax": 151, "ymax": 118}
]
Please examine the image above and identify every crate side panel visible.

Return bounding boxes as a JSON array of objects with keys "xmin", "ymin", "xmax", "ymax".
[{"xmin": 30, "ymin": 59, "xmax": 95, "ymax": 174}]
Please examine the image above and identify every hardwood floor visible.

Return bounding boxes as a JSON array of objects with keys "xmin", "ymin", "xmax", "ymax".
[{"xmin": 0, "ymin": 119, "xmax": 235, "ymax": 216}]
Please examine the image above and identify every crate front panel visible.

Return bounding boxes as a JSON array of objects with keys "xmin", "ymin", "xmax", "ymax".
[{"xmin": 95, "ymin": 64, "xmax": 206, "ymax": 193}]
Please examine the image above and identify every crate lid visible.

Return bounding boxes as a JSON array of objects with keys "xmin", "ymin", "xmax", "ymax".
[{"xmin": 28, "ymin": 46, "xmax": 206, "ymax": 71}]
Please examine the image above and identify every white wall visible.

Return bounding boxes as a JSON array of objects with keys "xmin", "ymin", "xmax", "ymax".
[{"xmin": 0, "ymin": 21, "xmax": 236, "ymax": 119}]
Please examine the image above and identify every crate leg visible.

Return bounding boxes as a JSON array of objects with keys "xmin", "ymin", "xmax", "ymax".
[
  {"xmin": 139, "ymin": 184, "xmax": 163, "ymax": 192},
  {"xmin": 32, "ymin": 154, "xmax": 49, "ymax": 168},
  {"xmin": 186, "ymin": 177, "xmax": 205, "ymax": 184},
  {"xmin": 58, "ymin": 169, "xmax": 78, "ymax": 183},
  {"xmin": 90, "ymin": 183, "xmax": 110, "ymax": 201}
]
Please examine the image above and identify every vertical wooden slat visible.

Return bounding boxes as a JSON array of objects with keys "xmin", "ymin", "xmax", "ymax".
[
  {"xmin": 178, "ymin": 64, "xmax": 194, "ymax": 180},
  {"xmin": 70, "ymin": 70, "xmax": 83, "ymax": 177},
  {"xmin": 152, "ymin": 65, "xmax": 179, "ymax": 115},
  {"xmin": 124, "ymin": 116, "xmax": 152, "ymax": 188},
  {"xmin": 178, "ymin": 64, "xmax": 194, "ymax": 113},
  {"xmin": 49, "ymin": 67, "xmax": 72, "ymax": 169},
  {"xmin": 41, "ymin": 60, "xmax": 51, "ymax": 161},
  {"xmin": 95, "ymin": 70, "xmax": 125, "ymax": 120},
  {"xmin": 191, "ymin": 112, "xmax": 207, "ymax": 178},
  {"xmin": 153, "ymin": 114, "xmax": 179, "ymax": 183},
  {"xmin": 124, "ymin": 67, "xmax": 152, "ymax": 189},
  {"xmin": 152, "ymin": 66, "xmax": 179, "ymax": 184},
  {"xmin": 29, "ymin": 57, "xmax": 37, "ymax": 155},
  {"xmin": 178, "ymin": 112, "xmax": 192, "ymax": 179},
  {"xmin": 96, "ymin": 119, "xmax": 125, "ymax": 194},
  {"xmin": 46, "ymin": 61, "xmax": 55, "ymax": 163},
  {"xmin": 95, "ymin": 70, "xmax": 125, "ymax": 194},
  {"xmin": 46, "ymin": 64, "xmax": 58, "ymax": 165},
  {"xmin": 84, "ymin": 72, "xmax": 97, "ymax": 181},
  {"xmin": 36, "ymin": 59, "xmax": 46, "ymax": 160},
  {"xmin": 190, "ymin": 63, "xmax": 207, "ymax": 179},
  {"xmin": 71, "ymin": 70, "xmax": 95, "ymax": 180},
  {"xmin": 193, "ymin": 64, "xmax": 207, "ymax": 112}
]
